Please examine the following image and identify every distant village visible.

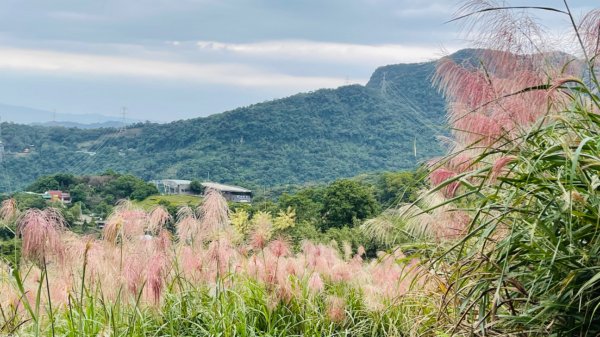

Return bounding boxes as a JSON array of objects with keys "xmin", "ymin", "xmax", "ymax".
[
  {"xmin": 27, "ymin": 180, "xmax": 252, "ymax": 204},
  {"xmin": 23, "ymin": 179, "xmax": 252, "ymax": 228}
]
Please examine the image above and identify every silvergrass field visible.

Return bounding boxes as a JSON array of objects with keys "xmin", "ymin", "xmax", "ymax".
[{"xmin": 2, "ymin": 1, "xmax": 600, "ymax": 336}]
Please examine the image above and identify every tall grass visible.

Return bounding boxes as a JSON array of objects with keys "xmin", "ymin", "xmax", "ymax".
[
  {"xmin": 363, "ymin": 1, "xmax": 600, "ymax": 335},
  {"xmin": 0, "ymin": 189, "xmax": 443, "ymax": 336}
]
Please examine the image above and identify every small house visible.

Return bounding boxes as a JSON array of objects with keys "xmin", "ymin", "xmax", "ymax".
[
  {"xmin": 42, "ymin": 190, "xmax": 71, "ymax": 204},
  {"xmin": 152, "ymin": 179, "xmax": 192, "ymax": 195},
  {"xmin": 202, "ymin": 182, "xmax": 252, "ymax": 203}
]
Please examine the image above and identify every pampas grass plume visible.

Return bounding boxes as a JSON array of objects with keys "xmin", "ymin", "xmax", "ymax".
[{"xmin": 18, "ymin": 208, "xmax": 65, "ymax": 264}]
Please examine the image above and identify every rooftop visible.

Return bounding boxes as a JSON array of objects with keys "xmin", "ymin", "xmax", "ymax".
[
  {"xmin": 202, "ymin": 182, "xmax": 251, "ymax": 193},
  {"xmin": 153, "ymin": 179, "xmax": 191, "ymax": 185}
]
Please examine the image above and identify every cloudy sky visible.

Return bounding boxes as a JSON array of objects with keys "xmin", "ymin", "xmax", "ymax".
[{"xmin": 0, "ymin": 0, "xmax": 593, "ymax": 122}]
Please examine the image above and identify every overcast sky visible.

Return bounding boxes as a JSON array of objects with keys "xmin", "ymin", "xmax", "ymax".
[{"xmin": 0, "ymin": 0, "xmax": 593, "ymax": 122}]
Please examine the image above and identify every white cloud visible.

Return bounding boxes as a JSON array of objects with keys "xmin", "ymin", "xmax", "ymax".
[
  {"xmin": 196, "ymin": 40, "xmax": 456, "ymax": 65},
  {"xmin": 0, "ymin": 47, "xmax": 346, "ymax": 90},
  {"xmin": 394, "ymin": 3, "xmax": 453, "ymax": 18}
]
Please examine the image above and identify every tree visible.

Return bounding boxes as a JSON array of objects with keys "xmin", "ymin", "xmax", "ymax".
[
  {"xmin": 130, "ymin": 183, "xmax": 158, "ymax": 201},
  {"xmin": 190, "ymin": 180, "xmax": 204, "ymax": 194},
  {"xmin": 14, "ymin": 192, "xmax": 46, "ymax": 210},
  {"xmin": 69, "ymin": 202, "xmax": 83, "ymax": 220},
  {"xmin": 93, "ymin": 201, "xmax": 111, "ymax": 218},
  {"xmin": 105, "ymin": 175, "xmax": 139, "ymax": 199},
  {"xmin": 376, "ymin": 170, "xmax": 425, "ymax": 207},
  {"xmin": 26, "ymin": 176, "xmax": 59, "ymax": 193},
  {"xmin": 320, "ymin": 179, "xmax": 379, "ymax": 230},
  {"xmin": 57, "ymin": 204, "xmax": 77, "ymax": 227},
  {"xmin": 105, "ymin": 174, "xmax": 157, "ymax": 200},
  {"xmin": 69, "ymin": 183, "xmax": 90, "ymax": 204},
  {"xmin": 53, "ymin": 173, "xmax": 77, "ymax": 190},
  {"xmin": 278, "ymin": 186, "xmax": 325, "ymax": 224},
  {"xmin": 25, "ymin": 173, "xmax": 78, "ymax": 193}
]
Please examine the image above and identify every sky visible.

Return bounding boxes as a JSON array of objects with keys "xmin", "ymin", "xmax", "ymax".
[{"xmin": 0, "ymin": 0, "xmax": 593, "ymax": 122}]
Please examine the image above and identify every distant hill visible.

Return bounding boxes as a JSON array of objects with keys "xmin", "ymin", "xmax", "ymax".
[
  {"xmin": 0, "ymin": 50, "xmax": 462, "ymax": 191},
  {"xmin": 0, "ymin": 103, "xmax": 140, "ymax": 126},
  {"xmin": 32, "ymin": 121, "xmax": 128, "ymax": 129}
]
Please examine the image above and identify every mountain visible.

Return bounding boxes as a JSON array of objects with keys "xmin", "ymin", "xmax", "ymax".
[
  {"xmin": 0, "ymin": 103, "xmax": 139, "ymax": 126},
  {"xmin": 0, "ymin": 52, "xmax": 457, "ymax": 191},
  {"xmin": 31, "ymin": 121, "xmax": 128, "ymax": 129}
]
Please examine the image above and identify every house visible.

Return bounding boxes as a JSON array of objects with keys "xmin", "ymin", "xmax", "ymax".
[
  {"xmin": 152, "ymin": 179, "xmax": 193, "ymax": 195},
  {"xmin": 151, "ymin": 179, "xmax": 252, "ymax": 203},
  {"xmin": 201, "ymin": 182, "xmax": 252, "ymax": 203},
  {"xmin": 42, "ymin": 190, "xmax": 71, "ymax": 204}
]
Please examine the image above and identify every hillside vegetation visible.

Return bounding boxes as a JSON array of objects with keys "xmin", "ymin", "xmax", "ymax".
[{"xmin": 0, "ymin": 54, "xmax": 452, "ymax": 191}]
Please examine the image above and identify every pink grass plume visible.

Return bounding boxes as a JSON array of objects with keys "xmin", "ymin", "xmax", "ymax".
[
  {"xmin": 326, "ymin": 296, "xmax": 346, "ymax": 323},
  {"xmin": 18, "ymin": 208, "xmax": 65, "ymax": 264}
]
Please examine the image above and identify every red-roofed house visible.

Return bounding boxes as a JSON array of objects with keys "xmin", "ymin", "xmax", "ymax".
[{"xmin": 42, "ymin": 190, "xmax": 72, "ymax": 204}]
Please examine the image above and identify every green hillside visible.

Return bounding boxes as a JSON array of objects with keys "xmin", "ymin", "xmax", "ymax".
[{"xmin": 0, "ymin": 53, "xmax": 455, "ymax": 191}]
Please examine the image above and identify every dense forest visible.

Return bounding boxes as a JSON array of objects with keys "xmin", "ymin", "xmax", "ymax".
[{"xmin": 0, "ymin": 50, "xmax": 464, "ymax": 191}]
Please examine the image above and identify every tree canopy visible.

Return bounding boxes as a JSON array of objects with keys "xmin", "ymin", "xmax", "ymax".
[{"xmin": 320, "ymin": 179, "xmax": 380, "ymax": 229}]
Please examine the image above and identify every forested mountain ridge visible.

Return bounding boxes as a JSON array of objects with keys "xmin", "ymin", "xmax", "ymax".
[{"xmin": 0, "ymin": 51, "xmax": 462, "ymax": 191}]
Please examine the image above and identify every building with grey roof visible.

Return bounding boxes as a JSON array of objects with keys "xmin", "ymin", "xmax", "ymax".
[
  {"xmin": 151, "ymin": 179, "xmax": 252, "ymax": 203},
  {"xmin": 202, "ymin": 182, "xmax": 252, "ymax": 203}
]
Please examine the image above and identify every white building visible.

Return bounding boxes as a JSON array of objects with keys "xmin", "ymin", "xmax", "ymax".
[{"xmin": 152, "ymin": 179, "xmax": 192, "ymax": 194}]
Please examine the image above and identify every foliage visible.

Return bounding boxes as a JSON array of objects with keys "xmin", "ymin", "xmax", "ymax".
[
  {"xmin": 104, "ymin": 174, "xmax": 158, "ymax": 201},
  {"xmin": 320, "ymin": 179, "xmax": 380, "ymax": 230},
  {"xmin": 278, "ymin": 185, "xmax": 325, "ymax": 224},
  {"xmin": 374, "ymin": 170, "xmax": 426, "ymax": 208},
  {"xmin": 230, "ymin": 208, "xmax": 251, "ymax": 235},
  {"xmin": 0, "ymin": 238, "xmax": 19, "ymax": 266},
  {"xmin": 272, "ymin": 207, "xmax": 296, "ymax": 231},
  {"xmin": 189, "ymin": 179, "xmax": 204, "ymax": 194},
  {"xmin": 22, "ymin": 172, "xmax": 159, "ymax": 217},
  {"xmin": 12, "ymin": 193, "xmax": 46, "ymax": 210},
  {"xmin": 25, "ymin": 176, "xmax": 60, "ymax": 193}
]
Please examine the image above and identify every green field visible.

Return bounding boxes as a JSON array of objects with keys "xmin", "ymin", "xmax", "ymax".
[{"xmin": 135, "ymin": 194, "xmax": 203, "ymax": 210}]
